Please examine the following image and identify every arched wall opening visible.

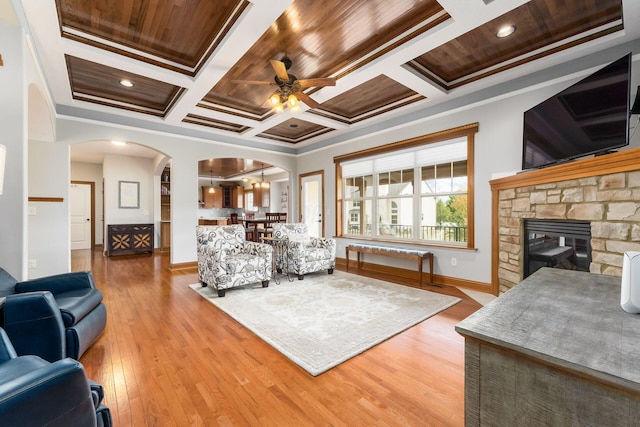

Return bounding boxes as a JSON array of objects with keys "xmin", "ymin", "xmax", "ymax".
[
  {"xmin": 69, "ymin": 139, "xmax": 171, "ymax": 251},
  {"xmin": 196, "ymin": 157, "xmax": 291, "ymax": 224}
]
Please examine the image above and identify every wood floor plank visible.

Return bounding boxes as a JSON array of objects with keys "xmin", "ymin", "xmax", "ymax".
[{"xmin": 73, "ymin": 249, "xmax": 481, "ymax": 426}]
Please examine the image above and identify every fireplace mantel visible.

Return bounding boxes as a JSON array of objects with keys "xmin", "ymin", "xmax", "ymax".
[
  {"xmin": 490, "ymin": 148, "xmax": 640, "ymax": 191},
  {"xmin": 489, "ymin": 147, "xmax": 640, "ymax": 295}
]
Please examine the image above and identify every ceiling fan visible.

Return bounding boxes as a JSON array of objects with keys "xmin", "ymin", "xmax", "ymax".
[{"xmin": 232, "ymin": 56, "xmax": 336, "ymax": 112}]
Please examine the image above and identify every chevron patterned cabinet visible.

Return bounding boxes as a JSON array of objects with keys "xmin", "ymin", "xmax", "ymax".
[{"xmin": 107, "ymin": 224, "xmax": 154, "ymax": 256}]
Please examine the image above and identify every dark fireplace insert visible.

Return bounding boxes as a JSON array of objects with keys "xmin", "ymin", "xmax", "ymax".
[{"xmin": 523, "ymin": 220, "xmax": 591, "ymax": 278}]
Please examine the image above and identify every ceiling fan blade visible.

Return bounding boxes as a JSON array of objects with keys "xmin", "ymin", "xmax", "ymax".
[
  {"xmin": 270, "ymin": 59, "xmax": 290, "ymax": 81},
  {"xmin": 295, "ymin": 91, "xmax": 321, "ymax": 109},
  {"xmin": 231, "ymin": 79, "xmax": 274, "ymax": 86},
  {"xmin": 297, "ymin": 78, "xmax": 336, "ymax": 89}
]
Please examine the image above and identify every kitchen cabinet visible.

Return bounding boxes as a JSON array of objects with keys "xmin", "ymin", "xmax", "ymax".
[
  {"xmin": 203, "ymin": 184, "xmax": 244, "ymax": 208},
  {"xmin": 252, "ymin": 183, "xmax": 270, "ymax": 208},
  {"xmin": 234, "ymin": 186, "xmax": 244, "ymax": 208},
  {"xmin": 202, "ymin": 186, "xmax": 222, "ymax": 208},
  {"xmin": 221, "ymin": 185, "xmax": 233, "ymax": 208}
]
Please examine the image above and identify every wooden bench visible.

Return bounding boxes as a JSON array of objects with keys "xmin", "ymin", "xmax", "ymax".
[{"xmin": 345, "ymin": 243, "xmax": 434, "ymax": 286}]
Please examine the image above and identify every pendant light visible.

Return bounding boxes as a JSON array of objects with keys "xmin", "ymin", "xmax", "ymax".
[
  {"xmin": 261, "ymin": 163, "xmax": 269, "ymax": 188},
  {"xmin": 208, "ymin": 170, "xmax": 215, "ymax": 193}
]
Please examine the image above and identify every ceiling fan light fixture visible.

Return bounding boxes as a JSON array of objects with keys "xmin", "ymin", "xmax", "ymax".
[
  {"xmin": 269, "ymin": 93, "xmax": 281, "ymax": 106},
  {"xmin": 238, "ymin": 56, "xmax": 334, "ymax": 112},
  {"xmin": 287, "ymin": 94, "xmax": 301, "ymax": 112}
]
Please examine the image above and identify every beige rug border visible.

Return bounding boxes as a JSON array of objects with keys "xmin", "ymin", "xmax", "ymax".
[{"xmin": 190, "ymin": 271, "xmax": 460, "ymax": 376}]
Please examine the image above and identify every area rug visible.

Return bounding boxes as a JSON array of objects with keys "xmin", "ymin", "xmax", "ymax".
[{"xmin": 189, "ymin": 270, "xmax": 460, "ymax": 376}]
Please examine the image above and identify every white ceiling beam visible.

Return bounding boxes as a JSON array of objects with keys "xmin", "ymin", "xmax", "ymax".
[{"xmin": 164, "ymin": 0, "xmax": 293, "ymax": 125}]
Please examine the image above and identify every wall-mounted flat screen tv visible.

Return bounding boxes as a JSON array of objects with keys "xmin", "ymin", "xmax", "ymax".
[{"xmin": 522, "ymin": 53, "xmax": 631, "ymax": 170}]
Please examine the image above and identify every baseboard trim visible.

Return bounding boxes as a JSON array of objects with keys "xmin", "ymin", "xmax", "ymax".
[
  {"xmin": 170, "ymin": 261, "xmax": 198, "ymax": 272},
  {"xmin": 336, "ymin": 257, "xmax": 492, "ymax": 294}
]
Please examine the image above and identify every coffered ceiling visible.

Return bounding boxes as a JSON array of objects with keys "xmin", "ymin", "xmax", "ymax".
[{"xmin": 12, "ymin": 0, "xmax": 640, "ymax": 152}]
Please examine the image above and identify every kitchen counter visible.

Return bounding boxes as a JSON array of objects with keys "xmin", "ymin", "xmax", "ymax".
[{"xmin": 198, "ymin": 218, "xmax": 228, "ymax": 226}]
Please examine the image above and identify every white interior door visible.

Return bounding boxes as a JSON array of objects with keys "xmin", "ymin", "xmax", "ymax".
[
  {"xmin": 300, "ymin": 172, "xmax": 323, "ymax": 238},
  {"xmin": 70, "ymin": 183, "xmax": 92, "ymax": 250}
]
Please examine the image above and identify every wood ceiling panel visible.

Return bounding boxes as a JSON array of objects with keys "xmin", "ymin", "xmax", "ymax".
[
  {"xmin": 56, "ymin": 0, "xmax": 249, "ymax": 74},
  {"xmin": 198, "ymin": 97, "xmax": 272, "ymax": 120},
  {"xmin": 257, "ymin": 118, "xmax": 334, "ymax": 144},
  {"xmin": 311, "ymin": 75, "xmax": 425, "ymax": 123},
  {"xmin": 66, "ymin": 55, "xmax": 183, "ymax": 117},
  {"xmin": 198, "ymin": 159, "xmax": 271, "ymax": 179},
  {"xmin": 409, "ymin": 0, "xmax": 622, "ymax": 89},
  {"xmin": 183, "ymin": 114, "xmax": 251, "ymax": 133},
  {"xmin": 203, "ymin": 0, "xmax": 446, "ymax": 114}
]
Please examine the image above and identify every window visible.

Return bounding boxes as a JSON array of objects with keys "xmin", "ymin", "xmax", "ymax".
[
  {"xmin": 420, "ymin": 160, "xmax": 468, "ymax": 242},
  {"xmin": 245, "ymin": 190, "xmax": 258, "ymax": 212},
  {"xmin": 335, "ymin": 123, "xmax": 476, "ymax": 247}
]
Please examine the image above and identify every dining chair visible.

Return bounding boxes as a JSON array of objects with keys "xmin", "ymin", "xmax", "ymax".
[
  {"xmin": 258, "ymin": 212, "xmax": 280, "ymax": 241},
  {"xmin": 230, "ymin": 212, "xmax": 254, "ymax": 240},
  {"xmin": 244, "ymin": 211, "xmax": 256, "ymax": 241}
]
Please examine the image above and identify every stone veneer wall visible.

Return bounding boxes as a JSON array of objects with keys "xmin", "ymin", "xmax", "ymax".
[{"xmin": 497, "ymin": 170, "xmax": 640, "ymax": 294}]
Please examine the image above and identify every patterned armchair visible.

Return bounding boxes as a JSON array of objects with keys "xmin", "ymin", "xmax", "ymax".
[
  {"xmin": 272, "ymin": 223, "xmax": 336, "ymax": 280},
  {"xmin": 196, "ymin": 225, "xmax": 273, "ymax": 297}
]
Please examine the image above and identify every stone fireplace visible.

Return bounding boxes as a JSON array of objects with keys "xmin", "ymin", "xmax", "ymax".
[{"xmin": 490, "ymin": 148, "xmax": 640, "ymax": 295}]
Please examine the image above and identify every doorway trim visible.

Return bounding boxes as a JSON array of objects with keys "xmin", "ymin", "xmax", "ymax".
[
  {"xmin": 299, "ymin": 170, "xmax": 324, "ymax": 237},
  {"xmin": 70, "ymin": 180, "xmax": 95, "ymax": 249}
]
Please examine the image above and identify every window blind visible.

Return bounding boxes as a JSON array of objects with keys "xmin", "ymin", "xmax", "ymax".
[{"xmin": 342, "ymin": 138, "xmax": 467, "ymax": 178}]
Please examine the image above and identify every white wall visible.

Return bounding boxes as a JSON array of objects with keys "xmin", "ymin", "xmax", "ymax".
[
  {"xmin": 28, "ymin": 140, "xmax": 70, "ymax": 277},
  {"xmin": 71, "ymin": 161, "xmax": 104, "ymax": 245},
  {"xmin": 103, "ymin": 154, "xmax": 155, "ymax": 229},
  {"xmin": 0, "ymin": 21, "xmax": 28, "ymax": 280},
  {"xmin": 270, "ymin": 181, "xmax": 289, "ymax": 214}
]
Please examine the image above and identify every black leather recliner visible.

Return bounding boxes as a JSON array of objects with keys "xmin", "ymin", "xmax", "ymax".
[
  {"xmin": 0, "ymin": 267, "xmax": 107, "ymax": 362},
  {"xmin": 0, "ymin": 327, "xmax": 112, "ymax": 426}
]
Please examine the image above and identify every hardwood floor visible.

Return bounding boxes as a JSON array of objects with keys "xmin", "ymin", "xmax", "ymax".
[{"xmin": 73, "ymin": 248, "xmax": 482, "ymax": 426}]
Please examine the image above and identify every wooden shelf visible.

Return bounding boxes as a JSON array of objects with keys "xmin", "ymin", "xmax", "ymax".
[{"xmin": 160, "ymin": 167, "xmax": 171, "ymax": 250}]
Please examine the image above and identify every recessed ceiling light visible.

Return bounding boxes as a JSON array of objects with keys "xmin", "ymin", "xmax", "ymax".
[
  {"xmin": 111, "ymin": 140, "xmax": 127, "ymax": 146},
  {"xmin": 119, "ymin": 79, "xmax": 134, "ymax": 87},
  {"xmin": 496, "ymin": 25, "xmax": 516, "ymax": 38}
]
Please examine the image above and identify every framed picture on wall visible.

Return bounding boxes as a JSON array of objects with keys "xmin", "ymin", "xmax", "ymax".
[{"xmin": 119, "ymin": 180, "xmax": 140, "ymax": 209}]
